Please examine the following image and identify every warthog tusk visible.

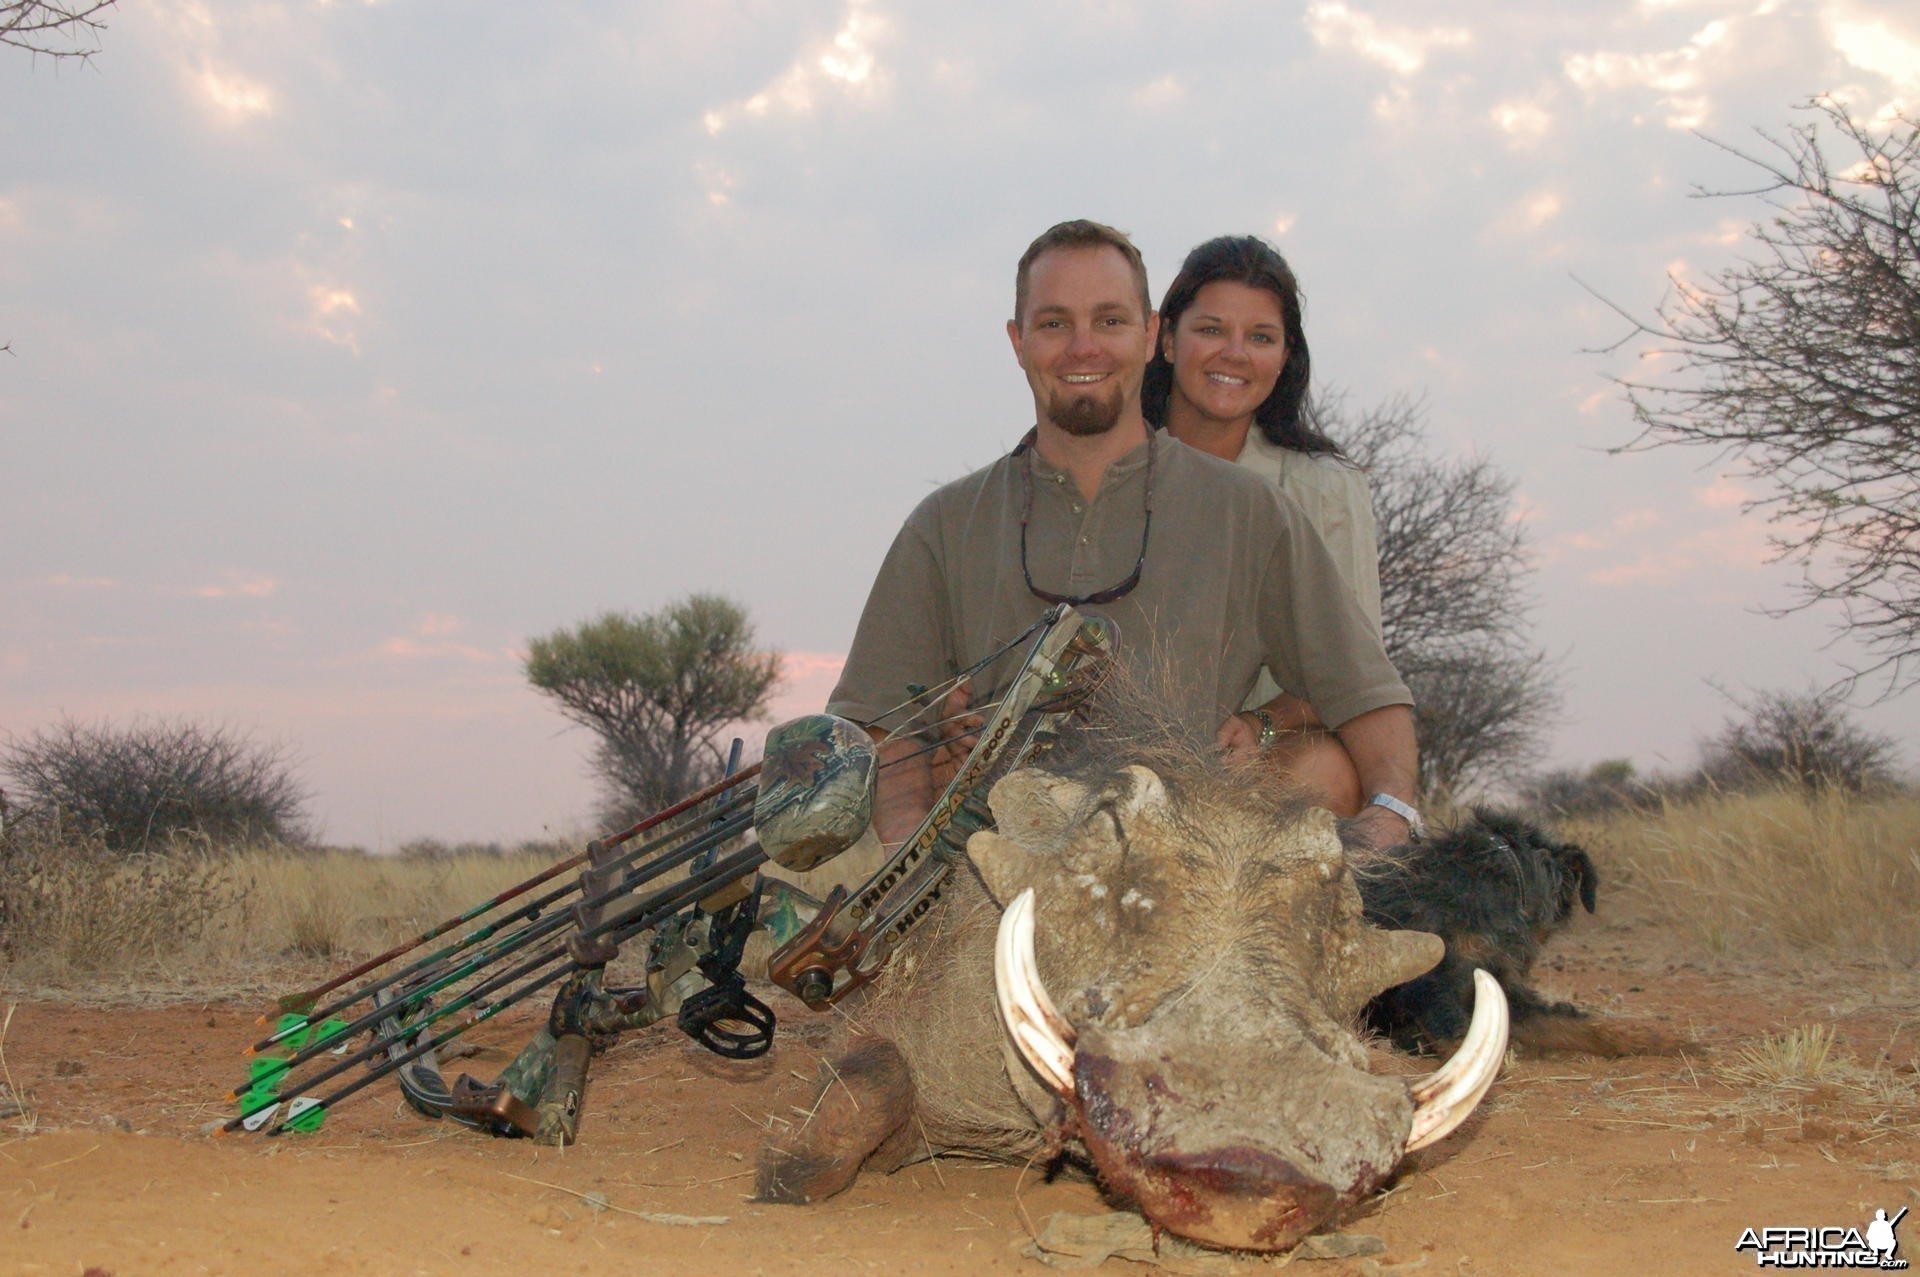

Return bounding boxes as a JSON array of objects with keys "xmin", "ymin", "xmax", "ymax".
[
  {"xmin": 994, "ymin": 888, "xmax": 1077, "ymax": 1098},
  {"xmin": 1406, "ymin": 969, "xmax": 1509, "ymax": 1152}
]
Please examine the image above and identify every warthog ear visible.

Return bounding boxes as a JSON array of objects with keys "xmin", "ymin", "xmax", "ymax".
[
  {"xmin": 969, "ymin": 769, "xmax": 1088, "ymax": 905},
  {"xmin": 1375, "ymin": 928, "xmax": 1445, "ymax": 985},
  {"xmin": 967, "ymin": 830, "xmax": 1032, "ymax": 905},
  {"xmin": 1335, "ymin": 928, "xmax": 1445, "ymax": 1010},
  {"xmin": 986, "ymin": 769, "xmax": 1090, "ymax": 844},
  {"xmin": 1111, "ymin": 765, "xmax": 1168, "ymax": 819}
]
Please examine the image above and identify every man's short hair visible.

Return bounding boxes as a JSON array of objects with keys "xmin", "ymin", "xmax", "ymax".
[{"xmin": 1013, "ymin": 219, "xmax": 1152, "ymax": 327}]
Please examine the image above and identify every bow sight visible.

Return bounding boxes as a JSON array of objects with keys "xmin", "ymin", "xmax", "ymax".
[{"xmin": 223, "ymin": 605, "xmax": 1112, "ymax": 1145}]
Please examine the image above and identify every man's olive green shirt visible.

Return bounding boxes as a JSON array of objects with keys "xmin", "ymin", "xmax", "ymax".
[{"xmin": 827, "ymin": 433, "xmax": 1412, "ymax": 733}]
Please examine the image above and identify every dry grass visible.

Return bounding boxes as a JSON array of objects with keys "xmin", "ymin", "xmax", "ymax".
[
  {"xmin": 1, "ymin": 828, "xmax": 559, "ymax": 994},
  {"xmin": 1717, "ymin": 1024, "xmax": 1838, "ymax": 1089},
  {"xmin": 0, "ymin": 828, "xmax": 245, "ymax": 982},
  {"xmin": 1566, "ymin": 786, "xmax": 1920, "ymax": 963},
  {"xmin": 5, "ymin": 786, "xmax": 1915, "ymax": 995},
  {"xmin": 1700, "ymin": 1021, "xmax": 1920, "ymax": 1149},
  {"xmin": 235, "ymin": 847, "xmax": 552, "ymax": 960}
]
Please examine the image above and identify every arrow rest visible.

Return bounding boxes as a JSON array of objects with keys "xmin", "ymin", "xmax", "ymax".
[
  {"xmin": 676, "ymin": 972, "xmax": 776, "ymax": 1059},
  {"xmin": 675, "ymin": 876, "xmax": 776, "ymax": 1058}
]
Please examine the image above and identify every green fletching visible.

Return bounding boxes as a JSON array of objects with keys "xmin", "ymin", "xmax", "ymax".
[
  {"xmin": 238, "ymin": 1085, "xmax": 279, "ymax": 1117},
  {"xmin": 248, "ymin": 1056, "xmax": 290, "ymax": 1087},
  {"xmin": 273, "ymin": 1012, "xmax": 313, "ymax": 1050}
]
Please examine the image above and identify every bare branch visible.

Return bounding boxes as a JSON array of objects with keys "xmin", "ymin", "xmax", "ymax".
[
  {"xmin": 1315, "ymin": 391, "xmax": 1562, "ymax": 799},
  {"xmin": 1602, "ymin": 96, "xmax": 1920, "ymax": 695},
  {"xmin": 1, "ymin": 1, "xmax": 116, "ymax": 61}
]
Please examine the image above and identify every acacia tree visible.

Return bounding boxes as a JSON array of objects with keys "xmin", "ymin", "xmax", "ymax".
[
  {"xmin": 1318, "ymin": 392, "xmax": 1562, "ymax": 799},
  {"xmin": 1607, "ymin": 97, "xmax": 1920, "ymax": 695},
  {"xmin": 2, "ymin": 1, "xmax": 115, "ymax": 59},
  {"xmin": 1695, "ymin": 684, "xmax": 1898, "ymax": 792},
  {"xmin": 525, "ymin": 594, "xmax": 782, "ymax": 825}
]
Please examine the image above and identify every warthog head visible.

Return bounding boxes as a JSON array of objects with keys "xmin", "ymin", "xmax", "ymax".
[
  {"xmin": 978, "ymin": 764, "xmax": 1507, "ymax": 1252},
  {"xmin": 756, "ymin": 759, "xmax": 1507, "ymax": 1254}
]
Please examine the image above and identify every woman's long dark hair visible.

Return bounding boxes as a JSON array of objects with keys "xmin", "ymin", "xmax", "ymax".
[{"xmin": 1143, "ymin": 235, "xmax": 1343, "ymax": 456}]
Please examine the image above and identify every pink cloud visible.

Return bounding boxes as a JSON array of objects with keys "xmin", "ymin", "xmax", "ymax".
[
  {"xmin": 195, "ymin": 572, "xmax": 279, "ymax": 599},
  {"xmin": 1693, "ymin": 478, "xmax": 1749, "ymax": 510},
  {"xmin": 766, "ymin": 650, "xmax": 848, "ymax": 720},
  {"xmin": 1584, "ymin": 523, "xmax": 1772, "ymax": 586},
  {"xmin": 367, "ymin": 613, "xmax": 507, "ymax": 664},
  {"xmin": 1541, "ymin": 508, "xmax": 1659, "ymax": 564},
  {"xmin": 378, "ymin": 635, "xmax": 502, "ymax": 664},
  {"xmin": 44, "ymin": 573, "xmax": 117, "ymax": 589}
]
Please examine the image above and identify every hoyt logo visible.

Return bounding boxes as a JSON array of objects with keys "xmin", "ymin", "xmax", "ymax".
[{"xmin": 1736, "ymin": 1207, "xmax": 1908, "ymax": 1269}]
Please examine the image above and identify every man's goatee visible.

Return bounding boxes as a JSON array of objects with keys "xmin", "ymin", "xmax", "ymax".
[{"xmin": 1049, "ymin": 396, "xmax": 1122, "ymax": 436}]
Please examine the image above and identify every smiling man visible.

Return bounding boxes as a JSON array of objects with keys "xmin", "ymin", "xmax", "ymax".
[{"xmin": 827, "ymin": 220, "xmax": 1419, "ymax": 847}]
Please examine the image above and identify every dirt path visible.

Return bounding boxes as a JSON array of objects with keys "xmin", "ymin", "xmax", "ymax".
[{"xmin": 3, "ymin": 910, "xmax": 1916, "ymax": 1276}]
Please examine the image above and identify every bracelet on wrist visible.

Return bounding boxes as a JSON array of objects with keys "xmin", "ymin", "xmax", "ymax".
[{"xmin": 1248, "ymin": 707, "xmax": 1279, "ymax": 748}]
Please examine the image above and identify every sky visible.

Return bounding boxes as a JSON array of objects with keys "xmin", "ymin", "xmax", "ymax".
[{"xmin": 4, "ymin": 0, "xmax": 1917, "ymax": 849}]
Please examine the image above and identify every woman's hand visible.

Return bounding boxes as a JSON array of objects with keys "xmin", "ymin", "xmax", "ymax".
[{"xmin": 1215, "ymin": 710, "xmax": 1264, "ymax": 757}]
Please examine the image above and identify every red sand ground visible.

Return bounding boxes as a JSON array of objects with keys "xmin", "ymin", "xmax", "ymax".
[{"xmin": 3, "ymin": 908, "xmax": 1915, "ymax": 1276}]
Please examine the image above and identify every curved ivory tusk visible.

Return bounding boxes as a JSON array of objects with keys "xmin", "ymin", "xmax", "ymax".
[
  {"xmin": 993, "ymin": 888, "xmax": 1078, "ymax": 1097},
  {"xmin": 1406, "ymin": 969, "xmax": 1509, "ymax": 1152}
]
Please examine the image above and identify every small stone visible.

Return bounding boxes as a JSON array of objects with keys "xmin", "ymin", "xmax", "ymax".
[{"xmin": 527, "ymin": 1203, "xmax": 568, "ymax": 1229}]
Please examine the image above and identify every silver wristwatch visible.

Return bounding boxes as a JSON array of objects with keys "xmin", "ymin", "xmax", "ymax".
[{"xmin": 1364, "ymin": 792, "xmax": 1425, "ymax": 841}]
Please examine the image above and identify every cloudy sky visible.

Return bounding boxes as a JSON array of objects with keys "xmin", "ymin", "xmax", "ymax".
[{"xmin": 4, "ymin": 0, "xmax": 1916, "ymax": 848}]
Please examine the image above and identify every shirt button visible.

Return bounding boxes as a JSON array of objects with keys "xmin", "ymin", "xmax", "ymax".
[
  {"xmin": 1070, "ymin": 503, "xmax": 1082, "ymax": 514},
  {"xmin": 1053, "ymin": 474, "xmax": 1066, "ymax": 485},
  {"xmin": 1079, "ymin": 535, "xmax": 1089, "ymax": 545}
]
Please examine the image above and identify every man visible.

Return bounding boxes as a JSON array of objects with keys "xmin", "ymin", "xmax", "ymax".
[{"xmin": 827, "ymin": 220, "xmax": 1420, "ymax": 847}]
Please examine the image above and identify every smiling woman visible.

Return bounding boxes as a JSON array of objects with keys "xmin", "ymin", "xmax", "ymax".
[{"xmin": 1142, "ymin": 235, "xmax": 1385, "ymax": 815}]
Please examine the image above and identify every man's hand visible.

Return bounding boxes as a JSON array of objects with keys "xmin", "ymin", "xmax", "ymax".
[
  {"xmin": 870, "ymin": 727, "xmax": 934, "ymax": 848},
  {"xmin": 929, "ymin": 677, "xmax": 984, "ymax": 791},
  {"xmin": 1345, "ymin": 802, "xmax": 1412, "ymax": 851}
]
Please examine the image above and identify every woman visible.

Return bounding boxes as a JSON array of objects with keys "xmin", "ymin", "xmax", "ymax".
[{"xmin": 1142, "ymin": 235, "xmax": 1383, "ymax": 814}]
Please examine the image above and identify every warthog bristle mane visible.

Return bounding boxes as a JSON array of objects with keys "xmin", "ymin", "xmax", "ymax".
[{"xmin": 1037, "ymin": 657, "xmax": 1322, "ymax": 832}]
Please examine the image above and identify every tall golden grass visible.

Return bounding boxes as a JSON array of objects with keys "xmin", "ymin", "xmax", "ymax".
[
  {"xmin": 0, "ymin": 825, "xmax": 554, "ymax": 995},
  {"xmin": 1566, "ymin": 785, "xmax": 1920, "ymax": 964},
  {"xmin": 3, "ymin": 785, "xmax": 1915, "ymax": 994}
]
